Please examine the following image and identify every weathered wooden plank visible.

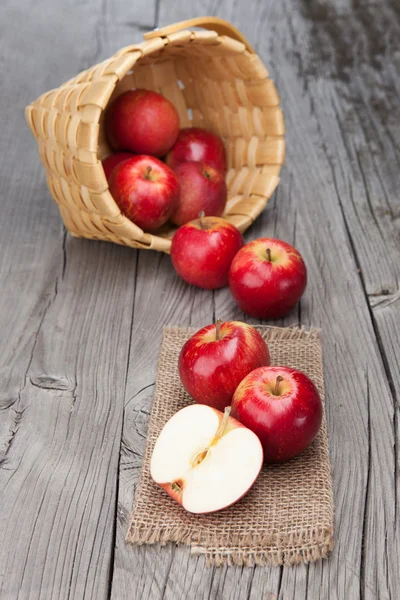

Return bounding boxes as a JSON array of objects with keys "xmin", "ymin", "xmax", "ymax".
[
  {"xmin": 267, "ymin": 2, "xmax": 400, "ymax": 599},
  {"xmin": 112, "ymin": 1, "xmax": 399, "ymax": 599},
  {"xmin": 0, "ymin": 0, "xmax": 139, "ymax": 598},
  {"xmin": 295, "ymin": 0, "xmax": 400, "ymax": 298},
  {"xmin": 0, "ymin": 239, "xmax": 136, "ymax": 600},
  {"xmin": 276, "ymin": 3, "xmax": 400, "ymax": 600}
]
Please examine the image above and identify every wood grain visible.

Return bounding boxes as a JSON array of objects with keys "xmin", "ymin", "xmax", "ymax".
[
  {"xmin": 0, "ymin": 1, "xmax": 138, "ymax": 598},
  {"xmin": 113, "ymin": 1, "xmax": 400, "ymax": 599},
  {"xmin": 0, "ymin": 0, "xmax": 399, "ymax": 598}
]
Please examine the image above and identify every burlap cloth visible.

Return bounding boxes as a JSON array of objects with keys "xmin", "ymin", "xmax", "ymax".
[{"xmin": 126, "ymin": 326, "xmax": 334, "ymax": 567}]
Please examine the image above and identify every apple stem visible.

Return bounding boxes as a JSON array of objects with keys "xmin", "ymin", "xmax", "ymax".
[
  {"xmin": 274, "ymin": 375, "xmax": 284, "ymax": 396},
  {"xmin": 266, "ymin": 248, "xmax": 272, "ymax": 262},
  {"xmin": 215, "ymin": 318, "xmax": 223, "ymax": 341},
  {"xmin": 213, "ymin": 406, "xmax": 231, "ymax": 442},
  {"xmin": 198, "ymin": 210, "xmax": 206, "ymax": 229},
  {"xmin": 144, "ymin": 165, "xmax": 152, "ymax": 180}
]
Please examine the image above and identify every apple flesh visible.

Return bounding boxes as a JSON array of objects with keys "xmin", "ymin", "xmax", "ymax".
[
  {"xmin": 166, "ymin": 127, "xmax": 227, "ymax": 173},
  {"xmin": 171, "ymin": 214, "xmax": 244, "ymax": 289},
  {"xmin": 102, "ymin": 152, "xmax": 133, "ymax": 181},
  {"xmin": 109, "ymin": 155, "xmax": 180, "ymax": 231},
  {"xmin": 231, "ymin": 366, "xmax": 322, "ymax": 463},
  {"xmin": 171, "ymin": 162, "xmax": 227, "ymax": 226},
  {"xmin": 105, "ymin": 89, "xmax": 180, "ymax": 157},
  {"xmin": 150, "ymin": 405, "xmax": 263, "ymax": 514},
  {"xmin": 229, "ymin": 238, "xmax": 307, "ymax": 319},
  {"xmin": 179, "ymin": 320, "xmax": 270, "ymax": 411}
]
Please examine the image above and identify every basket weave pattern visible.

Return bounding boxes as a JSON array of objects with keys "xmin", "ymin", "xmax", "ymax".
[{"xmin": 25, "ymin": 19, "xmax": 285, "ymax": 253}]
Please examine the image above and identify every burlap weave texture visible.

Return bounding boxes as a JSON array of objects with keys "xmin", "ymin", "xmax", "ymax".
[{"xmin": 127, "ymin": 326, "xmax": 334, "ymax": 567}]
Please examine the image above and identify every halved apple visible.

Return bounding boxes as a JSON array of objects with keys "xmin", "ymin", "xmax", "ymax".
[{"xmin": 150, "ymin": 404, "xmax": 263, "ymax": 514}]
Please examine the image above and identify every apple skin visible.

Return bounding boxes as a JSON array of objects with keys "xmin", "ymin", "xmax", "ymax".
[
  {"xmin": 179, "ymin": 321, "xmax": 270, "ymax": 411},
  {"xmin": 171, "ymin": 162, "xmax": 227, "ymax": 226},
  {"xmin": 102, "ymin": 152, "xmax": 133, "ymax": 181},
  {"xmin": 105, "ymin": 89, "xmax": 180, "ymax": 157},
  {"xmin": 109, "ymin": 155, "xmax": 180, "ymax": 231},
  {"xmin": 159, "ymin": 478, "xmax": 185, "ymax": 507},
  {"xmin": 231, "ymin": 366, "xmax": 323, "ymax": 463},
  {"xmin": 166, "ymin": 127, "xmax": 227, "ymax": 173},
  {"xmin": 229, "ymin": 238, "xmax": 307, "ymax": 319},
  {"xmin": 170, "ymin": 216, "xmax": 244, "ymax": 289}
]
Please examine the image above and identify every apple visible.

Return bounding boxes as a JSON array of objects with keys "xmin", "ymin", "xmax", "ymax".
[
  {"xmin": 229, "ymin": 238, "xmax": 307, "ymax": 319},
  {"xmin": 150, "ymin": 405, "xmax": 263, "ymax": 513},
  {"xmin": 179, "ymin": 320, "xmax": 270, "ymax": 411},
  {"xmin": 171, "ymin": 162, "xmax": 227, "ymax": 226},
  {"xmin": 166, "ymin": 127, "xmax": 227, "ymax": 173},
  {"xmin": 171, "ymin": 213, "xmax": 243, "ymax": 289},
  {"xmin": 105, "ymin": 89, "xmax": 180, "ymax": 156},
  {"xmin": 231, "ymin": 366, "xmax": 322, "ymax": 463},
  {"xmin": 109, "ymin": 155, "xmax": 180, "ymax": 231},
  {"xmin": 102, "ymin": 152, "xmax": 133, "ymax": 181}
]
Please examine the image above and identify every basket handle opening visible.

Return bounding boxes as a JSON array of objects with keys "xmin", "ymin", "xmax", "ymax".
[{"xmin": 144, "ymin": 16, "xmax": 255, "ymax": 53}]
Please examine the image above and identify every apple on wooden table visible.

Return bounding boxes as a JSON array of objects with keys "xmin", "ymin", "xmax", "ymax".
[
  {"xmin": 231, "ymin": 366, "xmax": 322, "ymax": 463},
  {"xmin": 109, "ymin": 155, "xmax": 180, "ymax": 232},
  {"xmin": 171, "ymin": 161, "xmax": 227, "ymax": 226},
  {"xmin": 106, "ymin": 89, "xmax": 180, "ymax": 157},
  {"xmin": 170, "ymin": 213, "xmax": 244, "ymax": 289},
  {"xmin": 166, "ymin": 127, "xmax": 227, "ymax": 174},
  {"xmin": 150, "ymin": 405, "xmax": 263, "ymax": 514},
  {"xmin": 179, "ymin": 320, "xmax": 270, "ymax": 411},
  {"xmin": 229, "ymin": 238, "xmax": 307, "ymax": 319}
]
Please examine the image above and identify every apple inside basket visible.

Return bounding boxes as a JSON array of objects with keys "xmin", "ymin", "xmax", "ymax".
[
  {"xmin": 97, "ymin": 34, "xmax": 285, "ymax": 250},
  {"xmin": 25, "ymin": 21, "xmax": 285, "ymax": 252}
]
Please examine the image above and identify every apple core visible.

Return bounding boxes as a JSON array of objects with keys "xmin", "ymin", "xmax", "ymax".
[{"xmin": 150, "ymin": 404, "xmax": 263, "ymax": 513}]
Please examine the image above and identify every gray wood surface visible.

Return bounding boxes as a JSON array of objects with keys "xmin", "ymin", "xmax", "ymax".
[{"xmin": 0, "ymin": 0, "xmax": 399, "ymax": 598}]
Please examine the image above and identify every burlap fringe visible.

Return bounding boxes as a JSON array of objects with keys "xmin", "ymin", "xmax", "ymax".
[
  {"xmin": 127, "ymin": 523, "xmax": 334, "ymax": 568},
  {"xmin": 127, "ymin": 523, "xmax": 334, "ymax": 552},
  {"xmin": 192, "ymin": 538, "xmax": 335, "ymax": 568},
  {"xmin": 127, "ymin": 525, "xmax": 195, "ymax": 546}
]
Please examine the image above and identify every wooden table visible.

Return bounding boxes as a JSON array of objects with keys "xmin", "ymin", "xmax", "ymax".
[{"xmin": 1, "ymin": 0, "xmax": 399, "ymax": 598}]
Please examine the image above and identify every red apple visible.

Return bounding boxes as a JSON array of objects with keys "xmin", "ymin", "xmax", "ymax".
[
  {"xmin": 229, "ymin": 238, "xmax": 307, "ymax": 319},
  {"xmin": 171, "ymin": 162, "xmax": 227, "ymax": 226},
  {"xmin": 166, "ymin": 127, "xmax": 227, "ymax": 173},
  {"xmin": 151, "ymin": 405, "xmax": 263, "ymax": 514},
  {"xmin": 102, "ymin": 152, "xmax": 133, "ymax": 181},
  {"xmin": 109, "ymin": 155, "xmax": 179, "ymax": 231},
  {"xmin": 179, "ymin": 320, "xmax": 270, "ymax": 411},
  {"xmin": 105, "ymin": 89, "xmax": 180, "ymax": 156},
  {"xmin": 171, "ymin": 214, "xmax": 243, "ymax": 289},
  {"xmin": 231, "ymin": 366, "xmax": 322, "ymax": 463}
]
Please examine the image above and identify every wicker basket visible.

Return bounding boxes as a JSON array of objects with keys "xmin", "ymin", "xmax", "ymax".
[{"xmin": 25, "ymin": 17, "xmax": 285, "ymax": 253}]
